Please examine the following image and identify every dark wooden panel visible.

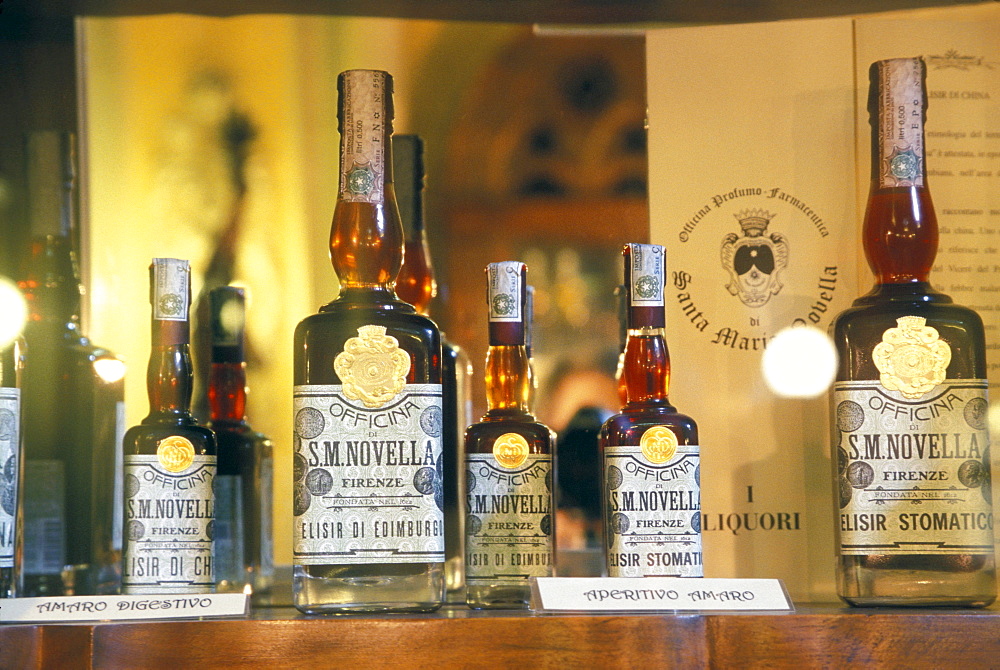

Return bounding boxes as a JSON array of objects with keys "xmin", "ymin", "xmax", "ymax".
[{"xmin": 6, "ymin": 0, "xmax": 990, "ymax": 24}]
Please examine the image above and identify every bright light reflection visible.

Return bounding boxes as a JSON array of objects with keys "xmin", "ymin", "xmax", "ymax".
[
  {"xmin": 93, "ymin": 357, "xmax": 127, "ymax": 383},
  {"xmin": 0, "ymin": 277, "xmax": 27, "ymax": 348},
  {"xmin": 761, "ymin": 326, "xmax": 838, "ymax": 398}
]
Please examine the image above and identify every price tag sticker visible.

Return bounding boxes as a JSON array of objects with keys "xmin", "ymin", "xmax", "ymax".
[
  {"xmin": 530, "ymin": 577, "xmax": 793, "ymax": 613},
  {"xmin": 0, "ymin": 593, "xmax": 249, "ymax": 623}
]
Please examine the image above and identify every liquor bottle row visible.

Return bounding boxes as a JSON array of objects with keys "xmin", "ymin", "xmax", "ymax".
[{"xmin": 1, "ymin": 55, "xmax": 996, "ymax": 612}]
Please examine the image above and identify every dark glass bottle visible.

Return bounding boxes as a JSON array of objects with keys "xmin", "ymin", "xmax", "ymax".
[
  {"xmin": 394, "ymin": 134, "xmax": 472, "ymax": 603},
  {"xmin": 464, "ymin": 262, "xmax": 555, "ymax": 609},
  {"xmin": 0, "ymin": 337, "xmax": 25, "ymax": 598},
  {"xmin": 18, "ymin": 132, "xmax": 126, "ymax": 596},
  {"xmin": 600, "ymin": 244, "xmax": 701, "ymax": 578},
  {"xmin": 121, "ymin": 259, "xmax": 217, "ymax": 595},
  {"xmin": 207, "ymin": 286, "xmax": 274, "ymax": 598},
  {"xmin": 830, "ymin": 57, "xmax": 995, "ymax": 607},
  {"xmin": 292, "ymin": 70, "xmax": 444, "ymax": 614}
]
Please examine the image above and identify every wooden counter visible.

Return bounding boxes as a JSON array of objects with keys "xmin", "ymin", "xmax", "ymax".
[{"xmin": 4, "ymin": 603, "xmax": 1000, "ymax": 669}]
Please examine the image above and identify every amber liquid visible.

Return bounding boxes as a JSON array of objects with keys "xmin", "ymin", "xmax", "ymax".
[
  {"xmin": 600, "ymin": 330, "xmax": 699, "ymax": 576},
  {"xmin": 293, "ymin": 190, "xmax": 444, "ymax": 612},
  {"xmin": 833, "ymin": 188, "xmax": 996, "ymax": 607},
  {"xmin": 19, "ymin": 235, "xmax": 125, "ymax": 596},
  {"xmin": 465, "ymin": 339, "xmax": 555, "ymax": 609},
  {"xmin": 209, "ymin": 361, "xmax": 274, "ymax": 597},
  {"xmin": 394, "ymin": 145, "xmax": 469, "ymax": 601},
  {"xmin": 121, "ymin": 330, "xmax": 217, "ymax": 595}
]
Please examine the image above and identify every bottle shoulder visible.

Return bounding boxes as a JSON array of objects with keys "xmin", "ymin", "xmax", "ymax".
[
  {"xmin": 600, "ymin": 404, "xmax": 699, "ymax": 445},
  {"xmin": 297, "ymin": 299, "xmax": 440, "ymax": 339},
  {"xmin": 465, "ymin": 414, "xmax": 555, "ymax": 453},
  {"xmin": 123, "ymin": 420, "xmax": 216, "ymax": 456}
]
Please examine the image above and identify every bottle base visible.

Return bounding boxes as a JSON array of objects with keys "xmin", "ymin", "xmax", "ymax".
[
  {"xmin": 466, "ymin": 583, "xmax": 532, "ymax": 610},
  {"xmin": 838, "ymin": 554, "xmax": 996, "ymax": 608},
  {"xmin": 293, "ymin": 562, "xmax": 444, "ymax": 615}
]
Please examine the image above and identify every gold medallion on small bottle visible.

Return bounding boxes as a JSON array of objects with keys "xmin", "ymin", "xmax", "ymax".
[
  {"xmin": 493, "ymin": 432, "xmax": 530, "ymax": 469},
  {"xmin": 157, "ymin": 435, "xmax": 196, "ymax": 473},
  {"xmin": 640, "ymin": 425, "xmax": 678, "ymax": 464}
]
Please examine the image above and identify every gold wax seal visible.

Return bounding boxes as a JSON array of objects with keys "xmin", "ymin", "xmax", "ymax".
[
  {"xmin": 640, "ymin": 426, "xmax": 678, "ymax": 464},
  {"xmin": 873, "ymin": 316, "xmax": 951, "ymax": 399},
  {"xmin": 157, "ymin": 436, "xmax": 196, "ymax": 473},
  {"xmin": 493, "ymin": 433, "xmax": 530, "ymax": 469},
  {"xmin": 334, "ymin": 325, "xmax": 411, "ymax": 408}
]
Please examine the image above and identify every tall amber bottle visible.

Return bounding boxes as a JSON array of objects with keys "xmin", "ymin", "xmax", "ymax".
[
  {"xmin": 394, "ymin": 134, "xmax": 471, "ymax": 602},
  {"xmin": 121, "ymin": 259, "xmax": 217, "ymax": 595},
  {"xmin": 0, "ymin": 337, "xmax": 25, "ymax": 598},
  {"xmin": 207, "ymin": 286, "xmax": 274, "ymax": 597},
  {"xmin": 600, "ymin": 244, "xmax": 701, "ymax": 577},
  {"xmin": 18, "ymin": 132, "xmax": 126, "ymax": 596},
  {"xmin": 292, "ymin": 70, "xmax": 444, "ymax": 614},
  {"xmin": 830, "ymin": 57, "xmax": 995, "ymax": 607},
  {"xmin": 464, "ymin": 262, "xmax": 555, "ymax": 609}
]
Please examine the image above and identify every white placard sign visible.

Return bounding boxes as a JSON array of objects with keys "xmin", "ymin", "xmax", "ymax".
[
  {"xmin": 0, "ymin": 593, "xmax": 249, "ymax": 623},
  {"xmin": 530, "ymin": 577, "xmax": 792, "ymax": 612}
]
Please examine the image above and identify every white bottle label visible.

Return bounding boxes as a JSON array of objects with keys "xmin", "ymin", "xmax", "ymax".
[
  {"xmin": 832, "ymin": 379, "xmax": 993, "ymax": 555},
  {"xmin": 465, "ymin": 451, "xmax": 554, "ymax": 586},
  {"xmin": 487, "ymin": 262, "xmax": 524, "ymax": 323},
  {"xmin": 627, "ymin": 243, "xmax": 665, "ymax": 308},
  {"xmin": 122, "ymin": 453, "xmax": 216, "ymax": 594},
  {"xmin": 875, "ymin": 57, "xmax": 925, "ymax": 189},
  {"xmin": 293, "ymin": 383, "xmax": 445, "ymax": 565},
  {"xmin": 0, "ymin": 388, "xmax": 19, "ymax": 569},
  {"xmin": 339, "ymin": 70, "xmax": 388, "ymax": 204},
  {"xmin": 604, "ymin": 432, "xmax": 702, "ymax": 577}
]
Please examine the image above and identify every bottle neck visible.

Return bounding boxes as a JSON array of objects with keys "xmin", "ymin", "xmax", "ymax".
[
  {"xmin": 146, "ymin": 339, "xmax": 195, "ymax": 420},
  {"xmin": 484, "ymin": 345, "xmax": 532, "ymax": 414},
  {"xmin": 396, "ymin": 225, "xmax": 435, "ymax": 314},
  {"xmin": 864, "ymin": 57, "xmax": 936, "ymax": 286},
  {"xmin": 20, "ymin": 234, "xmax": 83, "ymax": 330},
  {"xmin": 622, "ymin": 325, "xmax": 671, "ymax": 405},
  {"xmin": 208, "ymin": 361, "xmax": 247, "ymax": 423},
  {"xmin": 331, "ymin": 70, "xmax": 403, "ymax": 295}
]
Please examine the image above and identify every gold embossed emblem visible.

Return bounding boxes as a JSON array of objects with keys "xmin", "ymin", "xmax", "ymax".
[
  {"xmin": 493, "ymin": 433, "xmax": 530, "ymax": 469},
  {"xmin": 873, "ymin": 316, "xmax": 951, "ymax": 399},
  {"xmin": 334, "ymin": 325, "xmax": 411, "ymax": 408},
  {"xmin": 640, "ymin": 426, "xmax": 678, "ymax": 464},
  {"xmin": 157, "ymin": 436, "xmax": 195, "ymax": 473}
]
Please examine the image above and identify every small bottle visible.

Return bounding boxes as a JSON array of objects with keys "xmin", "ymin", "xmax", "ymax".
[
  {"xmin": 122, "ymin": 259, "xmax": 217, "ymax": 595},
  {"xmin": 600, "ymin": 244, "xmax": 701, "ymax": 578},
  {"xmin": 0, "ymin": 337, "xmax": 25, "ymax": 598},
  {"xmin": 394, "ymin": 134, "xmax": 472, "ymax": 603},
  {"xmin": 830, "ymin": 57, "xmax": 995, "ymax": 607},
  {"xmin": 18, "ymin": 131, "xmax": 126, "ymax": 596},
  {"xmin": 207, "ymin": 286, "xmax": 274, "ymax": 598},
  {"xmin": 464, "ymin": 262, "xmax": 555, "ymax": 609},
  {"xmin": 292, "ymin": 70, "xmax": 444, "ymax": 614}
]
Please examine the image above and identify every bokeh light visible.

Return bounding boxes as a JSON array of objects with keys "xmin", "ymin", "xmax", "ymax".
[
  {"xmin": 761, "ymin": 325, "xmax": 838, "ymax": 398},
  {"xmin": 0, "ymin": 277, "xmax": 28, "ymax": 349}
]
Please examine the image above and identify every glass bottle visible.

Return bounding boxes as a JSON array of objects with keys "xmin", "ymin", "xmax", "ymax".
[
  {"xmin": 393, "ymin": 134, "xmax": 472, "ymax": 603},
  {"xmin": 0, "ymin": 337, "xmax": 25, "ymax": 598},
  {"xmin": 207, "ymin": 286, "xmax": 274, "ymax": 598},
  {"xmin": 292, "ymin": 70, "xmax": 445, "ymax": 614},
  {"xmin": 830, "ymin": 57, "xmax": 995, "ymax": 607},
  {"xmin": 600, "ymin": 243, "xmax": 702, "ymax": 578},
  {"xmin": 121, "ymin": 259, "xmax": 217, "ymax": 595},
  {"xmin": 18, "ymin": 131, "xmax": 126, "ymax": 596},
  {"xmin": 464, "ymin": 262, "xmax": 555, "ymax": 609}
]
